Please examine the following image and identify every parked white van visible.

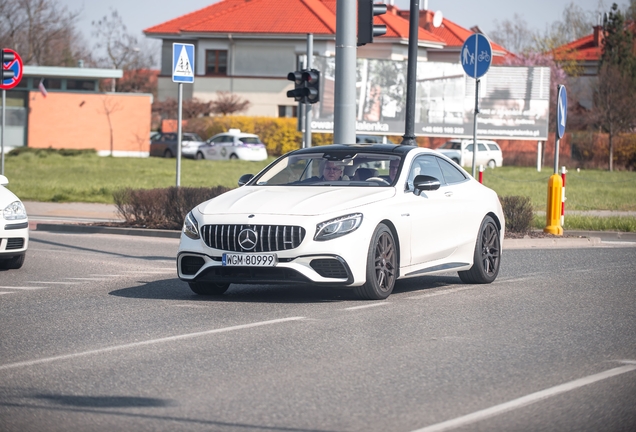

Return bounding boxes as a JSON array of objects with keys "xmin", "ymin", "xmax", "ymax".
[{"xmin": 436, "ymin": 139, "xmax": 503, "ymax": 168}]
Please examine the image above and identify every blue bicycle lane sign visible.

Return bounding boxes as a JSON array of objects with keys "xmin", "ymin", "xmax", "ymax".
[{"xmin": 461, "ymin": 33, "xmax": 492, "ymax": 79}]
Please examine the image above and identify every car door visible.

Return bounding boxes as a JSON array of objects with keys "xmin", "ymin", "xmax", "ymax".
[
  {"xmin": 405, "ymin": 155, "xmax": 459, "ymax": 266},
  {"xmin": 204, "ymin": 136, "xmax": 225, "ymax": 160}
]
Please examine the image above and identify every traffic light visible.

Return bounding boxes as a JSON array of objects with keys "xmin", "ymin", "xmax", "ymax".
[
  {"xmin": 1, "ymin": 49, "xmax": 15, "ymax": 81},
  {"xmin": 302, "ymin": 69, "xmax": 320, "ymax": 104},
  {"xmin": 286, "ymin": 69, "xmax": 320, "ymax": 104},
  {"xmin": 357, "ymin": 0, "xmax": 387, "ymax": 46}
]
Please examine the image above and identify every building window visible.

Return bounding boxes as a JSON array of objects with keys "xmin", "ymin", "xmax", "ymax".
[
  {"xmin": 278, "ymin": 106, "xmax": 297, "ymax": 118},
  {"xmin": 206, "ymin": 50, "xmax": 228, "ymax": 75},
  {"xmin": 66, "ymin": 79, "xmax": 96, "ymax": 91}
]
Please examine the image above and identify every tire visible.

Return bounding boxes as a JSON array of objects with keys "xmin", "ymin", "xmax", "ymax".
[
  {"xmin": 487, "ymin": 159, "xmax": 496, "ymax": 169},
  {"xmin": 163, "ymin": 149, "xmax": 173, "ymax": 158},
  {"xmin": 458, "ymin": 216, "xmax": 501, "ymax": 284},
  {"xmin": 354, "ymin": 224, "xmax": 397, "ymax": 300},
  {"xmin": 452, "ymin": 158, "xmax": 460, "ymax": 164},
  {"xmin": 229, "ymin": 154, "xmax": 238, "ymax": 160},
  {"xmin": 0, "ymin": 254, "xmax": 25, "ymax": 270},
  {"xmin": 188, "ymin": 281, "xmax": 230, "ymax": 296},
  {"xmin": 196, "ymin": 152, "xmax": 205, "ymax": 160}
]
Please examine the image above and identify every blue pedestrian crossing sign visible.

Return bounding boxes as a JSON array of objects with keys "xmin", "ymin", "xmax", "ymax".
[
  {"xmin": 172, "ymin": 43, "xmax": 195, "ymax": 83},
  {"xmin": 556, "ymin": 85, "xmax": 567, "ymax": 139},
  {"xmin": 461, "ymin": 33, "xmax": 492, "ymax": 79}
]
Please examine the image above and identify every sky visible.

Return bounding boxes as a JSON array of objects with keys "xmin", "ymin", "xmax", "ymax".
[{"xmin": 60, "ymin": 0, "xmax": 611, "ymax": 46}]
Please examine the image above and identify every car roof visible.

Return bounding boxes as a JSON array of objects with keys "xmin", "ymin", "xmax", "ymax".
[
  {"xmin": 289, "ymin": 143, "xmax": 418, "ymax": 156},
  {"xmin": 212, "ymin": 131, "xmax": 259, "ymax": 138}
]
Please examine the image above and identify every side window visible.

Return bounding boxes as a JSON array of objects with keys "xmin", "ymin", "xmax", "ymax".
[
  {"xmin": 209, "ymin": 137, "xmax": 224, "ymax": 144},
  {"xmin": 466, "ymin": 144, "xmax": 474, "ymax": 152},
  {"xmin": 407, "ymin": 155, "xmax": 444, "ymax": 190},
  {"xmin": 478, "ymin": 143, "xmax": 488, "ymax": 152},
  {"xmin": 438, "ymin": 157, "xmax": 468, "ymax": 184},
  {"xmin": 488, "ymin": 143, "xmax": 499, "ymax": 151}
]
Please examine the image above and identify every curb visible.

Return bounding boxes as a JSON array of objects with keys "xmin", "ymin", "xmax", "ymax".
[
  {"xmin": 32, "ymin": 221, "xmax": 630, "ymax": 250},
  {"xmin": 33, "ymin": 223, "xmax": 181, "ymax": 239}
]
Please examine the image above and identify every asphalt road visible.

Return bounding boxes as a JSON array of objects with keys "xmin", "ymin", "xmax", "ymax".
[{"xmin": 1, "ymin": 231, "xmax": 635, "ymax": 432}]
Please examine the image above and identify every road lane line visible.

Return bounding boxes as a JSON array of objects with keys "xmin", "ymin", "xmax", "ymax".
[
  {"xmin": 410, "ymin": 363, "xmax": 636, "ymax": 432},
  {"xmin": 406, "ymin": 286, "xmax": 477, "ymax": 299},
  {"xmin": 0, "ymin": 286, "xmax": 48, "ymax": 290},
  {"xmin": 344, "ymin": 302, "xmax": 390, "ymax": 311},
  {"xmin": 26, "ymin": 281, "xmax": 82, "ymax": 285},
  {"xmin": 0, "ymin": 317, "xmax": 305, "ymax": 371}
]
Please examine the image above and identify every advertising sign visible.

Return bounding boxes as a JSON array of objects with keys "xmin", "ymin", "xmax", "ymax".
[{"xmin": 310, "ymin": 57, "xmax": 551, "ymax": 140}]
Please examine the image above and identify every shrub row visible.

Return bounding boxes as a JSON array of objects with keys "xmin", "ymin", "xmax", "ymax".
[
  {"xmin": 113, "ymin": 185, "xmax": 535, "ymax": 235},
  {"xmin": 113, "ymin": 186, "xmax": 231, "ymax": 230}
]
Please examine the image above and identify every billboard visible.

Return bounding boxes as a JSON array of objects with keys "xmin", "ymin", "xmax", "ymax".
[{"xmin": 310, "ymin": 57, "xmax": 551, "ymax": 141}]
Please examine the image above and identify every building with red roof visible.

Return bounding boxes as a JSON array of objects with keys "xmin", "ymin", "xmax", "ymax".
[{"xmin": 144, "ymin": 0, "xmax": 512, "ymax": 118}]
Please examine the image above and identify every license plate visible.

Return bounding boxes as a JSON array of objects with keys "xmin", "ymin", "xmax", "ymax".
[{"xmin": 222, "ymin": 253, "xmax": 277, "ymax": 267}]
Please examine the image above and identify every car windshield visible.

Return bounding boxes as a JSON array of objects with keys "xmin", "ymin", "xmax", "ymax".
[
  {"xmin": 251, "ymin": 151, "xmax": 402, "ymax": 187},
  {"xmin": 441, "ymin": 141, "xmax": 461, "ymax": 150}
]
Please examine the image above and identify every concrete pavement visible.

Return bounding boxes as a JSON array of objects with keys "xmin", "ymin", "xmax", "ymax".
[{"xmin": 23, "ymin": 201, "xmax": 636, "ymax": 248}]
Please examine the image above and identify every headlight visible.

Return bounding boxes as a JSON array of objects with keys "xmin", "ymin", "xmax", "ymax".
[
  {"xmin": 183, "ymin": 211, "xmax": 200, "ymax": 239},
  {"xmin": 314, "ymin": 213, "xmax": 363, "ymax": 241},
  {"xmin": 3, "ymin": 200, "xmax": 27, "ymax": 220}
]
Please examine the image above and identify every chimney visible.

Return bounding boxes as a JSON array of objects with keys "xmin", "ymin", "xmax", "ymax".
[{"xmin": 593, "ymin": 25, "xmax": 604, "ymax": 47}]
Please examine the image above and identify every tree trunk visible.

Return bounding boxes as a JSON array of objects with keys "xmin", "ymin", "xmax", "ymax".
[{"xmin": 608, "ymin": 132, "xmax": 614, "ymax": 172}]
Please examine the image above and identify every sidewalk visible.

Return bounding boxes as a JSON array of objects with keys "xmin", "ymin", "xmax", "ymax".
[{"xmin": 23, "ymin": 201, "xmax": 636, "ymax": 248}]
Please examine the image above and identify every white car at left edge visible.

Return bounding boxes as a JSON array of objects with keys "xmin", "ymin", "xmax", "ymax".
[{"xmin": 0, "ymin": 175, "xmax": 28, "ymax": 269}]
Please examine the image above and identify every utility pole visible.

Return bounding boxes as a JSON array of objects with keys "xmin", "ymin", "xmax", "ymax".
[
  {"xmin": 401, "ymin": 0, "xmax": 419, "ymax": 146},
  {"xmin": 334, "ymin": 0, "xmax": 357, "ymax": 144}
]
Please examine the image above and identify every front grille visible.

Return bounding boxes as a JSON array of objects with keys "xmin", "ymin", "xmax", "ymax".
[
  {"xmin": 310, "ymin": 259, "xmax": 348, "ymax": 278},
  {"xmin": 6, "ymin": 238, "xmax": 25, "ymax": 250},
  {"xmin": 201, "ymin": 224, "xmax": 305, "ymax": 252}
]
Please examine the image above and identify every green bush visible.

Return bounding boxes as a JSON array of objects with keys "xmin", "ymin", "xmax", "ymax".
[
  {"xmin": 113, "ymin": 186, "xmax": 231, "ymax": 229},
  {"xmin": 499, "ymin": 195, "xmax": 534, "ymax": 234},
  {"xmin": 8, "ymin": 147, "xmax": 97, "ymax": 157}
]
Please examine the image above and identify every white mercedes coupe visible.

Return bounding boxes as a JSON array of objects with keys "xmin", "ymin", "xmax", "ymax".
[{"xmin": 177, "ymin": 144, "xmax": 505, "ymax": 300}]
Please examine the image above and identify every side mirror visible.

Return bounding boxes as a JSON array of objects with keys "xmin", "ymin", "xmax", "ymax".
[
  {"xmin": 238, "ymin": 174, "xmax": 254, "ymax": 187},
  {"xmin": 413, "ymin": 175, "xmax": 440, "ymax": 196}
]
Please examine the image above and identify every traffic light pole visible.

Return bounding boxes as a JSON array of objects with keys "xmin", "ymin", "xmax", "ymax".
[
  {"xmin": 305, "ymin": 34, "xmax": 313, "ymax": 148},
  {"xmin": 401, "ymin": 0, "xmax": 419, "ymax": 146},
  {"xmin": 334, "ymin": 0, "xmax": 356, "ymax": 144}
]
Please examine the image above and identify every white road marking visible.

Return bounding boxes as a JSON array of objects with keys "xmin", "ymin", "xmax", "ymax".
[
  {"xmin": 65, "ymin": 277, "xmax": 111, "ymax": 281},
  {"xmin": 27, "ymin": 281, "xmax": 81, "ymax": 285},
  {"xmin": 406, "ymin": 286, "xmax": 477, "ymax": 299},
  {"xmin": 89, "ymin": 274, "xmax": 123, "ymax": 277},
  {"xmin": 410, "ymin": 363, "xmax": 636, "ymax": 432},
  {"xmin": 26, "ymin": 281, "xmax": 82, "ymax": 285},
  {"xmin": 344, "ymin": 302, "xmax": 390, "ymax": 311},
  {"xmin": 0, "ymin": 317, "xmax": 306, "ymax": 371},
  {"xmin": 0, "ymin": 292, "xmax": 13, "ymax": 295},
  {"xmin": 0, "ymin": 286, "xmax": 47, "ymax": 290}
]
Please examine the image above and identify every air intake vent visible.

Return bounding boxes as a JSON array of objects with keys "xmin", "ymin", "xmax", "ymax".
[{"xmin": 6, "ymin": 238, "xmax": 25, "ymax": 250}]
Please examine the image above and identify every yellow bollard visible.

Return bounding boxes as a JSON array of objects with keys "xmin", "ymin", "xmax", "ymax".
[{"xmin": 544, "ymin": 173, "xmax": 563, "ymax": 235}]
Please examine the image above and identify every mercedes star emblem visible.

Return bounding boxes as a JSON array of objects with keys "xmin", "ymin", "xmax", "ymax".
[{"xmin": 238, "ymin": 228, "xmax": 258, "ymax": 250}]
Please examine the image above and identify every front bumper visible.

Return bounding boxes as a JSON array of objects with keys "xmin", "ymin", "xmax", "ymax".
[
  {"xmin": 177, "ymin": 251, "xmax": 354, "ymax": 285},
  {"xmin": 0, "ymin": 220, "xmax": 29, "ymax": 258}
]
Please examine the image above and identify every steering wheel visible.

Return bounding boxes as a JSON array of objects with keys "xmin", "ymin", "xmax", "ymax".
[{"xmin": 366, "ymin": 177, "xmax": 390, "ymax": 185}]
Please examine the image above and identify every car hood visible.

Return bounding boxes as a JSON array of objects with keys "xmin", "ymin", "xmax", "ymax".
[{"xmin": 198, "ymin": 186, "xmax": 395, "ymax": 216}]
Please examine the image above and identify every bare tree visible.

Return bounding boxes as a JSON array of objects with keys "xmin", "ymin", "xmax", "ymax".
[
  {"xmin": 0, "ymin": 0, "xmax": 91, "ymax": 66},
  {"xmin": 490, "ymin": 14, "xmax": 535, "ymax": 54},
  {"xmin": 211, "ymin": 92, "xmax": 251, "ymax": 116},
  {"xmin": 99, "ymin": 96, "xmax": 123, "ymax": 156},
  {"xmin": 92, "ymin": 8, "xmax": 157, "ymax": 91},
  {"xmin": 589, "ymin": 64, "xmax": 636, "ymax": 171}
]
